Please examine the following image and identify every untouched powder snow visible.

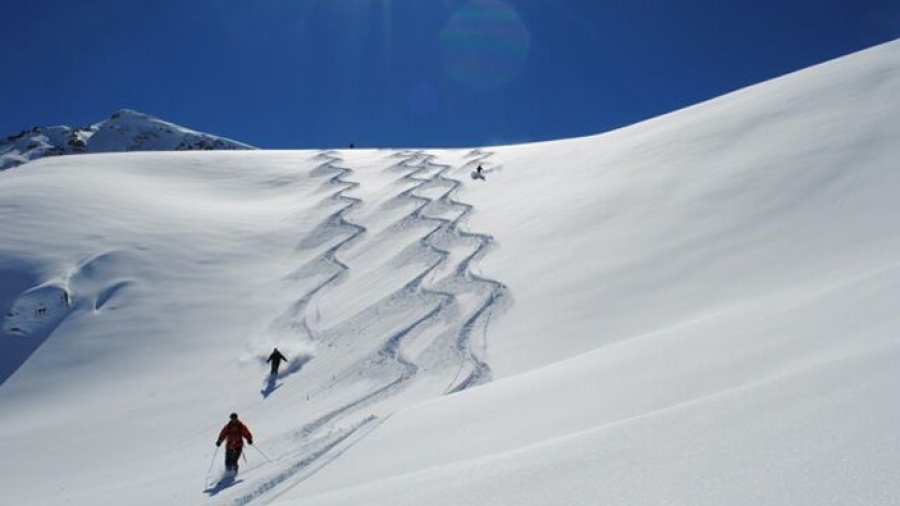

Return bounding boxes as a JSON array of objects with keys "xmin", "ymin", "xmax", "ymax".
[{"xmin": 0, "ymin": 40, "xmax": 898, "ymax": 506}]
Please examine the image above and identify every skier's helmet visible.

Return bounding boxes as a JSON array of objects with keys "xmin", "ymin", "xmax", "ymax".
[{"xmin": 230, "ymin": 413, "xmax": 238, "ymax": 421}]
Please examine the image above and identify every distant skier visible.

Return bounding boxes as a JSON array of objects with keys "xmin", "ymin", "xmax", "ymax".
[
  {"xmin": 216, "ymin": 413, "xmax": 253, "ymax": 473},
  {"xmin": 471, "ymin": 164, "xmax": 486, "ymax": 181},
  {"xmin": 266, "ymin": 347, "xmax": 288, "ymax": 377}
]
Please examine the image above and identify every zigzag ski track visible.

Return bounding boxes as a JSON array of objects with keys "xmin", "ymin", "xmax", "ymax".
[{"xmin": 217, "ymin": 149, "xmax": 509, "ymax": 505}]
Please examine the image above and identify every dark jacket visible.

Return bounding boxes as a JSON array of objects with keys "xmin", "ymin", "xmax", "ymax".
[{"xmin": 267, "ymin": 350, "xmax": 287, "ymax": 364}]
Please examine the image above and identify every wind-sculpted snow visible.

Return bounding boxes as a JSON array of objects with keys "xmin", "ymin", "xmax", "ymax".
[
  {"xmin": 211, "ymin": 150, "xmax": 508, "ymax": 505},
  {"xmin": 0, "ymin": 279, "xmax": 72, "ymax": 384},
  {"xmin": 1, "ymin": 250, "xmax": 138, "ymax": 383}
]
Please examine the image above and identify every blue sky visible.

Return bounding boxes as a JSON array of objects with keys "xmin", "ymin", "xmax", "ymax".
[{"xmin": 1, "ymin": 0, "xmax": 897, "ymax": 148}]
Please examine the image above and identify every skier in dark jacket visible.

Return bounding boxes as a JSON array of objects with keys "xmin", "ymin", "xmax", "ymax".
[
  {"xmin": 216, "ymin": 413, "xmax": 253, "ymax": 472},
  {"xmin": 266, "ymin": 348, "xmax": 288, "ymax": 377}
]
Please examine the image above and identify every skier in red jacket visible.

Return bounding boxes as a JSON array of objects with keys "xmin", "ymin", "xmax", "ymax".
[{"xmin": 216, "ymin": 413, "xmax": 253, "ymax": 472}]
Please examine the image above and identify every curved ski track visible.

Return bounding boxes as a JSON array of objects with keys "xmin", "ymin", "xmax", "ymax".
[
  {"xmin": 225, "ymin": 150, "xmax": 509, "ymax": 506},
  {"xmin": 392, "ymin": 150, "xmax": 509, "ymax": 392}
]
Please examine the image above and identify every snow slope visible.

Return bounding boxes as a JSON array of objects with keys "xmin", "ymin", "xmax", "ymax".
[
  {"xmin": 0, "ymin": 40, "xmax": 898, "ymax": 506},
  {"xmin": 0, "ymin": 109, "xmax": 253, "ymax": 171}
]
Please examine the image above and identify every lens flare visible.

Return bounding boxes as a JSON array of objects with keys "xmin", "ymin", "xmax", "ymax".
[{"xmin": 440, "ymin": 0, "xmax": 531, "ymax": 91}]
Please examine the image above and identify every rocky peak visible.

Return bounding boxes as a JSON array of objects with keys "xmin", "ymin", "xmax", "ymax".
[{"xmin": 1, "ymin": 111, "xmax": 255, "ymax": 171}]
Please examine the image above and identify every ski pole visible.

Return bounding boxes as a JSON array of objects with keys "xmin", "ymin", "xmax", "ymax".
[
  {"xmin": 204, "ymin": 446, "xmax": 220, "ymax": 486},
  {"xmin": 250, "ymin": 444, "xmax": 273, "ymax": 463}
]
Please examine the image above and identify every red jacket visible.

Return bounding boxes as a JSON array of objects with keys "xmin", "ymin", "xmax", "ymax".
[{"xmin": 217, "ymin": 420, "xmax": 253, "ymax": 450}]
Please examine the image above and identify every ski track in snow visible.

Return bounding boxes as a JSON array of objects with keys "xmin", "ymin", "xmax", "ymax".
[
  {"xmin": 221, "ymin": 150, "xmax": 509, "ymax": 505},
  {"xmin": 282, "ymin": 151, "xmax": 366, "ymax": 323},
  {"xmin": 394, "ymin": 150, "xmax": 508, "ymax": 393}
]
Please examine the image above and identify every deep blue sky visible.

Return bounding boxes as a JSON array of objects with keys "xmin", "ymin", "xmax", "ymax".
[{"xmin": 1, "ymin": 0, "xmax": 897, "ymax": 148}]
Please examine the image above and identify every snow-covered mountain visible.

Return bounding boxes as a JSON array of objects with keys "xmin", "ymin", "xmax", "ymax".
[
  {"xmin": 0, "ymin": 109, "xmax": 254, "ymax": 170},
  {"xmin": 0, "ymin": 40, "xmax": 898, "ymax": 506}
]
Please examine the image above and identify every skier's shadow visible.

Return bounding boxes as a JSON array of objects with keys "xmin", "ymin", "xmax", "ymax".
[
  {"xmin": 203, "ymin": 473, "xmax": 243, "ymax": 496},
  {"xmin": 260, "ymin": 375, "xmax": 281, "ymax": 398}
]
